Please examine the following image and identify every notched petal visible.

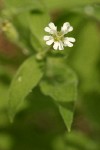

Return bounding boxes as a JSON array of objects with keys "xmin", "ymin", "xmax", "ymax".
[
  {"xmin": 58, "ymin": 41, "xmax": 64, "ymax": 50},
  {"xmin": 67, "ymin": 37, "xmax": 76, "ymax": 42},
  {"xmin": 64, "ymin": 37, "xmax": 75, "ymax": 47},
  {"xmin": 53, "ymin": 42, "xmax": 59, "ymax": 50},
  {"xmin": 44, "ymin": 27, "xmax": 51, "ymax": 33},
  {"xmin": 61, "ymin": 22, "xmax": 73, "ymax": 34},
  {"xmin": 49, "ymin": 22, "xmax": 57, "ymax": 31},
  {"xmin": 43, "ymin": 36, "xmax": 51, "ymax": 41},
  {"xmin": 68, "ymin": 26, "xmax": 73, "ymax": 32},
  {"xmin": 46, "ymin": 39, "xmax": 54, "ymax": 45}
]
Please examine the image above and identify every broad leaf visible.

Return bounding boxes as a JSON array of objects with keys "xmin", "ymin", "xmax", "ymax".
[
  {"xmin": 40, "ymin": 56, "xmax": 78, "ymax": 130},
  {"xmin": 40, "ymin": 57, "xmax": 77, "ymax": 102},
  {"xmin": 8, "ymin": 56, "xmax": 44, "ymax": 120}
]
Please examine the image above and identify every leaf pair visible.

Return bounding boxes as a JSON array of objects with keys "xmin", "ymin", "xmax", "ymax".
[{"xmin": 8, "ymin": 55, "xmax": 78, "ymax": 131}]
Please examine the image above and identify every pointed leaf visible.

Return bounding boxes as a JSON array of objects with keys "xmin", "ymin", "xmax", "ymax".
[
  {"xmin": 40, "ymin": 57, "xmax": 78, "ymax": 130},
  {"xmin": 58, "ymin": 102, "xmax": 75, "ymax": 132},
  {"xmin": 8, "ymin": 56, "xmax": 44, "ymax": 120}
]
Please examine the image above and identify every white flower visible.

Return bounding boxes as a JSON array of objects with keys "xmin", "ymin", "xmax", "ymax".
[{"xmin": 44, "ymin": 22, "xmax": 75, "ymax": 50}]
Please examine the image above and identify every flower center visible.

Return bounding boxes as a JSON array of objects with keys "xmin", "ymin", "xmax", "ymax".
[{"xmin": 53, "ymin": 31, "xmax": 64, "ymax": 41}]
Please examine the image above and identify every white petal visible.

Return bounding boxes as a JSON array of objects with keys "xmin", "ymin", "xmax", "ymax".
[
  {"xmin": 64, "ymin": 37, "xmax": 75, "ymax": 47},
  {"xmin": 58, "ymin": 41, "xmax": 64, "ymax": 50},
  {"xmin": 46, "ymin": 39, "xmax": 54, "ymax": 45},
  {"xmin": 64, "ymin": 40, "xmax": 73, "ymax": 47},
  {"xmin": 67, "ymin": 42, "xmax": 73, "ymax": 47},
  {"xmin": 53, "ymin": 42, "xmax": 59, "ymax": 50},
  {"xmin": 68, "ymin": 26, "xmax": 73, "ymax": 32},
  {"xmin": 43, "ymin": 36, "xmax": 52, "ymax": 41},
  {"xmin": 49, "ymin": 22, "xmax": 57, "ymax": 31},
  {"xmin": 44, "ymin": 27, "xmax": 51, "ymax": 33},
  {"xmin": 61, "ymin": 22, "xmax": 69, "ymax": 30},
  {"xmin": 67, "ymin": 37, "xmax": 75, "ymax": 42},
  {"xmin": 61, "ymin": 22, "xmax": 70, "ymax": 33},
  {"xmin": 61, "ymin": 22, "xmax": 73, "ymax": 34}
]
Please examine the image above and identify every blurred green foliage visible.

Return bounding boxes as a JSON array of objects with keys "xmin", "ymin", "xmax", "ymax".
[{"xmin": 0, "ymin": 0, "xmax": 100, "ymax": 150}]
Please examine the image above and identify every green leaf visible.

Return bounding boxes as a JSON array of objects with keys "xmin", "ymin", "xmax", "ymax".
[
  {"xmin": 40, "ymin": 56, "xmax": 78, "ymax": 130},
  {"xmin": 40, "ymin": 57, "xmax": 77, "ymax": 102},
  {"xmin": 12, "ymin": 12, "xmax": 33, "ymax": 52},
  {"xmin": 8, "ymin": 56, "xmax": 44, "ymax": 120},
  {"xmin": 43, "ymin": 0, "xmax": 100, "ymax": 11},
  {"xmin": 58, "ymin": 103, "xmax": 74, "ymax": 132},
  {"xmin": 68, "ymin": 21, "xmax": 100, "ymax": 92},
  {"xmin": 28, "ymin": 11, "xmax": 50, "ymax": 51},
  {"xmin": 71, "ymin": 4, "xmax": 100, "ymax": 22},
  {"xmin": 30, "ymin": 33, "xmax": 44, "ymax": 52},
  {"xmin": 4, "ymin": 0, "xmax": 43, "ymax": 12}
]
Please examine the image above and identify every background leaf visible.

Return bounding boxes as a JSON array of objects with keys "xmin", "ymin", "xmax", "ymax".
[
  {"xmin": 43, "ymin": 0, "xmax": 100, "ymax": 11},
  {"xmin": 28, "ymin": 10, "xmax": 50, "ymax": 51},
  {"xmin": 68, "ymin": 20, "xmax": 100, "ymax": 92},
  {"xmin": 4, "ymin": 0, "xmax": 43, "ymax": 12},
  {"xmin": 53, "ymin": 131, "xmax": 99, "ymax": 150}
]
